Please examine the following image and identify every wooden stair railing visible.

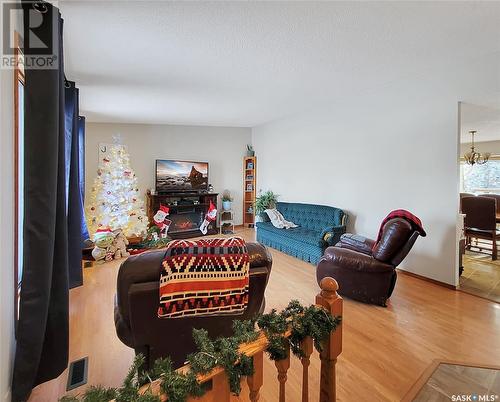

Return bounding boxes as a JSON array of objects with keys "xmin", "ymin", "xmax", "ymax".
[{"xmin": 136, "ymin": 277, "xmax": 342, "ymax": 402}]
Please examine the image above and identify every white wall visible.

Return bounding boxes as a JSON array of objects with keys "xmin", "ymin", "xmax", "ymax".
[
  {"xmin": 85, "ymin": 123, "xmax": 252, "ymax": 226},
  {"xmin": 0, "ymin": 60, "xmax": 16, "ymax": 402},
  {"xmin": 252, "ymin": 49, "xmax": 499, "ymax": 287},
  {"xmin": 253, "ymin": 94, "xmax": 459, "ymax": 285}
]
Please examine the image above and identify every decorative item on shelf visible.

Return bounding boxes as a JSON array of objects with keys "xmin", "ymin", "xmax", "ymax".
[
  {"xmin": 246, "ymin": 183, "xmax": 253, "ymax": 191},
  {"xmin": 246, "ymin": 144, "xmax": 255, "ymax": 157},
  {"xmin": 247, "ymin": 205, "xmax": 253, "ymax": 214},
  {"xmin": 246, "ymin": 161, "xmax": 254, "ymax": 170},
  {"xmin": 86, "ymin": 139, "xmax": 148, "ymax": 238},
  {"xmin": 464, "ymin": 130, "xmax": 490, "ymax": 166},
  {"xmin": 208, "ymin": 183, "xmax": 214, "ymax": 192},
  {"xmin": 221, "ymin": 189, "xmax": 233, "ymax": 211}
]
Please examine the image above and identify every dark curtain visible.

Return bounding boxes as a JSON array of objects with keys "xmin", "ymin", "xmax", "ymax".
[
  {"xmin": 78, "ymin": 115, "xmax": 90, "ymax": 242},
  {"xmin": 13, "ymin": 2, "xmax": 69, "ymax": 401},
  {"xmin": 65, "ymin": 82, "xmax": 83, "ymax": 288}
]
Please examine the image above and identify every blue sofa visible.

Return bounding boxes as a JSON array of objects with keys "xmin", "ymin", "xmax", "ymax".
[{"xmin": 256, "ymin": 202, "xmax": 347, "ymax": 265}]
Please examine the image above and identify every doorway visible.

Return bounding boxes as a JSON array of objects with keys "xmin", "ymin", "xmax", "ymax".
[{"xmin": 458, "ymin": 102, "xmax": 500, "ymax": 303}]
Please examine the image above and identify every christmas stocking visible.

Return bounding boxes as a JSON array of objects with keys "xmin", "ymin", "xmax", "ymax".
[
  {"xmin": 161, "ymin": 218, "xmax": 172, "ymax": 238},
  {"xmin": 200, "ymin": 201, "xmax": 217, "ymax": 235}
]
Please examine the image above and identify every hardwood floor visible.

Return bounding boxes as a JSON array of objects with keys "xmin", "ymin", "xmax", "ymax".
[
  {"xmin": 460, "ymin": 251, "xmax": 500, "ymax": 303},
  {"xmin": 30, "ymin": 228, "xmax": 500, "ymax": 402}
]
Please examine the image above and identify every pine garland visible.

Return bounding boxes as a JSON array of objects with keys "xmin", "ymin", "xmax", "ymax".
[{"xmin": 59, "ymin": 300, "xmax": 341, "ymax": 402}]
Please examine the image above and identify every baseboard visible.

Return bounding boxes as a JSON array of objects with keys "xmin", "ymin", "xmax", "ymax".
[{"xmin": 396, "ymin": 269, "xmax": 456, "ymax": 290}]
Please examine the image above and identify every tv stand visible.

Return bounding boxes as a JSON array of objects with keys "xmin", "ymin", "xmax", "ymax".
[{"xmin": 146, "ymin": 191, "xmax": 218, "ymax": 239}]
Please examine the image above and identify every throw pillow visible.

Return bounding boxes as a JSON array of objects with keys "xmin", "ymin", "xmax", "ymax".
[{"xmin": 265, "ymin": 208, "xmax": 298, "ymax": 229}]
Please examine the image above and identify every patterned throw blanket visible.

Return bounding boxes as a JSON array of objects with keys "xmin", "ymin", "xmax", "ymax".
[
  {"xmin": 158, "ymin": 237, "xmax": 250, "ymax": 319},
  {"xmin": 374, "ymin": 209, "xmax": 426, "ymax": 246}
]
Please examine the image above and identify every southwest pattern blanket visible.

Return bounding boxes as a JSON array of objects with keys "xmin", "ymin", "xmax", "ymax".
[{"xmin": 158, "ymin": 237, "xmax": 250, "ymax": 319}]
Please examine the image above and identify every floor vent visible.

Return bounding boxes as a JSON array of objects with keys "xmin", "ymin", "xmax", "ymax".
[{"xmin": 66, "ymin": 357, "xmax": 88, "ymax": 391}]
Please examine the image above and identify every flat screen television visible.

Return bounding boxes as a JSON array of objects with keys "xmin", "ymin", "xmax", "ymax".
[{"xmin": 155, "ymin": 159, "xmax": 209, "ymax": 193}]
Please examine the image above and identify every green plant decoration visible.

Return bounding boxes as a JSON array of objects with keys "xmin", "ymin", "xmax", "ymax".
[
  {"xmin": 58, "ymin": 301, "xmax": 340, "ymax": 402},
  {"xmin": 254, "ymin": 190, "xmax": 278, "ymax": 215},
  {"xmin": 142, "ymin": 226, "xmax": 171, "ymax": 249},
  {"xmin": 221, "ymin": 190, "xmax": 233, "ymax": 202}
]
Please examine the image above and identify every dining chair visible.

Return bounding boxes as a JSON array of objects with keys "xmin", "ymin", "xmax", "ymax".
[{"xmin": 461, "ymin": 196, "xmax": 499, "ymax": 260}]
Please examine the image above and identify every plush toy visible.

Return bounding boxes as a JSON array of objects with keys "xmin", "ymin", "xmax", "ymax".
[
  {"xmin": 92, "ymin": 228, "xmax": 116, "ymax": 262},
  {"xmin": 200, "ymin": 201, "xmax": 217, "ymax": 235},
  {"xmin": 113, "ymin": 228, "xmax": 130, "ymax": 259},
  {"xmin": 153, "ymin": 204, "xmax": 172, "ymax": 239}
]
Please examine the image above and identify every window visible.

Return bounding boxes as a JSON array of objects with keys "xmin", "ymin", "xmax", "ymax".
[
  {"xmin": 14, "ymin": 31, "xmax": 24, "ymax": 322},
  {"xmin": 460, "ymin": 158, "xmax": 500, "ymax": 193}
]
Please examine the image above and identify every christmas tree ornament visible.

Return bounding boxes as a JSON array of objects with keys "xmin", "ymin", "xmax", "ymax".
[
  {"xmin": 86, "ymin": 142, "xmax": 149, "ymax": 237},
  {"xmin": 200, "ymin": 201, "xmax": 217, "ymax": 235}
]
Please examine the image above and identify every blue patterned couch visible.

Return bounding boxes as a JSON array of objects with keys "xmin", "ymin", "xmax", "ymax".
[{"xmin": 256, "ymin": 202, "xmax": 347, "ymax": 265}]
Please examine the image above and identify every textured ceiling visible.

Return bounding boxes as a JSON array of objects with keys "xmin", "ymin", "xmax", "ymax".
[
  {"xmin": 461, "ymin": 103, "xmax": 500, "ymax": 143},
  {"xmin": 59, "ymin": 1, "xmax": 500, "ymax": 127}
]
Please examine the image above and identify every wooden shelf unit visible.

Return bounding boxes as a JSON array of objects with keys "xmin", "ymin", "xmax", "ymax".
[{"xmin": 243, "ymin": 156, "xmax": 256, "ymax": 227}]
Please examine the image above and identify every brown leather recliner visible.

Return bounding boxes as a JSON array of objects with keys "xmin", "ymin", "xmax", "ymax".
[
  {"xmin": 316, "ymin": 218, "xmax": 423, "ymax": 306},
  {"xmin": 114, "ymin": 243, "xmax": 272, "ymax": 369}
]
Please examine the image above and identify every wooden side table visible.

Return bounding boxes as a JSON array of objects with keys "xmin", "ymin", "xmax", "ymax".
[{"xmin": 220, "ymin": 210, "xmax": 235, "ymax": 234}]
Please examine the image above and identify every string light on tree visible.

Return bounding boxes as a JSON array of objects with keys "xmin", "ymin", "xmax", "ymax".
[{"xmin": 86, "ymin": 138, "xmax": 148, "ymax": 237}]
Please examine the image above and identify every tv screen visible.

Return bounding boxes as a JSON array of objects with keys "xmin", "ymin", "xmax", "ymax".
[{"xmin": 156, "ymin": 160, "xmax": 209, "ymax": 192}]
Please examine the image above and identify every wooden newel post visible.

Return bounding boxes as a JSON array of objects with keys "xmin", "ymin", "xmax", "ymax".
[{"xmin": 316, "ymin": 277, "xmax": 343, "ymax": 402}]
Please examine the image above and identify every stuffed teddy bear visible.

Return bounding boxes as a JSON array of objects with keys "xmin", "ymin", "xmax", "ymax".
[
  {"xmin": 113, "ymin": 229, "xmax": 130, "ymax": 259},
  {"xmin": 91, "ymin": 228, "xmax": 116, "ymax": 263}
]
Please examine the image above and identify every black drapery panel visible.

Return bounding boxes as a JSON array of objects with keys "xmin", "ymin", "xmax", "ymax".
[
  {"xmin": 13, "ymin": 2, "xmax": 69, "ymax": 401},
  {"xmin": 65, "ymin": 82, "xmax": 83, "ymax": 288},
  {"xmin": 78, "ymin": 115, "xmax": 90, "ymax": 242}
]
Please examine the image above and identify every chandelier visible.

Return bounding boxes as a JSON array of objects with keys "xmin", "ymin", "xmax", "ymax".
[{"xmin": 464, "ymin": 130, "xmax": 490, "ymax": 166}]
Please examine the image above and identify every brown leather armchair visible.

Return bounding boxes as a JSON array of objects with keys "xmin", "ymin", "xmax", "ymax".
[
  {"xmin": 114, "ymin": 242, "xmax": 272, "ymax": 369},
  {"xmin": 316, "ymin": 218, "xmax": 423, "ymax": 306}
]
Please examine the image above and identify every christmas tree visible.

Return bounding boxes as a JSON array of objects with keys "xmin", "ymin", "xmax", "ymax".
[{"xmin": 86, "ymin": 142, "xmax": 149, "ymax": 237}]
